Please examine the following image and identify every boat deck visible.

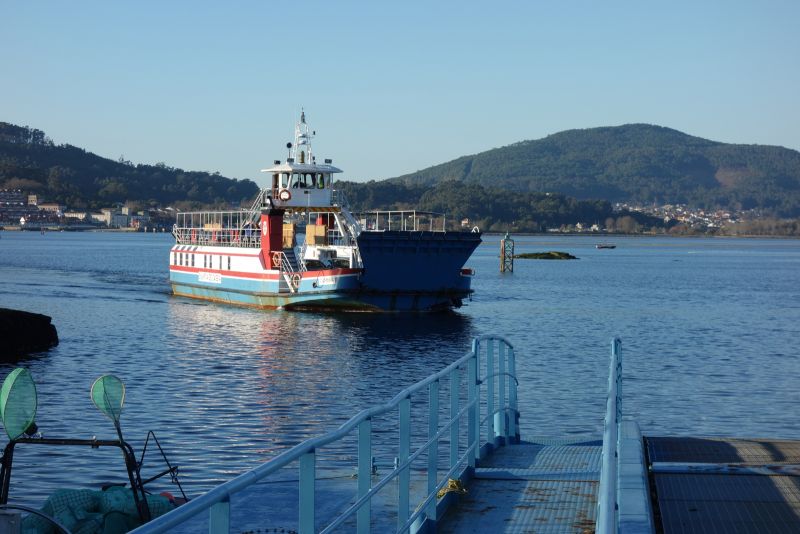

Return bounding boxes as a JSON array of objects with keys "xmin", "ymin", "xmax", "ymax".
[{"xmin": 438, "ymin": 431, "xmax": 800, "ymax": 533}]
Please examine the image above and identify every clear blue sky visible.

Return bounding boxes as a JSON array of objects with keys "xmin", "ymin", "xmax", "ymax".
[{"xmin": 2, "ymin": 1, "xmax": 798, "ymax": 187}]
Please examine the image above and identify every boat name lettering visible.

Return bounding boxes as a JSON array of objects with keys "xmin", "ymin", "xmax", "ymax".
[
  {"xmin": 199, "ymin": 272, "xmax": 222, "ymax": 284},
  {"xmin": 317, "ymin": 276, "xmax": 335, "ymax": 286}
]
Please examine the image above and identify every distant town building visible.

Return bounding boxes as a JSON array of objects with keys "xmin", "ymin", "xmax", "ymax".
[
  {"xmin": 129, "ymin": 214, "xmax": 150, "ymax": 229},
  {"xmin": 111, "ymin": 213, "xmax": 129, "ymax": 227},
  {"xmin": 90, "ymin": 213, "xmax": 109, "ymax": 225},
  {"xmin": 38, "ymin": 202, "xmax": 65, "ymax": 213},
  {"xmin": 0, "ymin": 190, "xmax": 42, "ymax": 223}
]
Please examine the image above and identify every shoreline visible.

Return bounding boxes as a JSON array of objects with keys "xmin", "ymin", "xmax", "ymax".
[{"xmin": 0, "ymin": 226, "xmax": 796, "ymax": 239}]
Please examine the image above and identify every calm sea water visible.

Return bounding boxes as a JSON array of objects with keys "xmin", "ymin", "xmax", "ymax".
[{"xmin": 0, "ymin": 231, "xmax": 798, "ymax": 507}]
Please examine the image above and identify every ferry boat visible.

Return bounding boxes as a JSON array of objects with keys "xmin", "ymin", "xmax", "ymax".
[{"xmin": 169, "ymin": 112, "xmax": 481, "ymax": 312}]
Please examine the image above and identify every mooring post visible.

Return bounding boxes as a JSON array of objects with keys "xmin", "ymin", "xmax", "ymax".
[{"xmin": 500, "ymin": 232, "xmax": 514, "ymax": 272}]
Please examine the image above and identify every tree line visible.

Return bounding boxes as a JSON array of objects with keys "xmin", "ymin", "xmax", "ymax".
[
  {"xmin": 336, "ymin": 180, "xmax": 665, "ymax": 233},
  {"xmin": 0, "ymin": 123, "xmax": 259, "ymax": 210}
]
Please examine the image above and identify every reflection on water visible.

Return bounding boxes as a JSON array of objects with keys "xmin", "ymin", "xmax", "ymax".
[{"xmin": 156, "ymin": 299, "xmax": 475, "ymax": 490}]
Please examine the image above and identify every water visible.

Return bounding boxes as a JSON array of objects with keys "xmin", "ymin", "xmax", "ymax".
[{"xmin": 1, "ymin": 231, "xmax": 799, "ymax": 507}]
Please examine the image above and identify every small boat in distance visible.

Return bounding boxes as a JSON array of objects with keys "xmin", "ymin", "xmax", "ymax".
[
  {"xmin": 596, "ymin": 243, "xmax": 616, "ymax": 249},
  {"xmin": 169, "ymin": 111, "xmax": 480, "ymax": 312}
]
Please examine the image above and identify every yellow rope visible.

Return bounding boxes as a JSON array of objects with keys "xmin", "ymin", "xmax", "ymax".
[{"xmin": 437, "ymin": 478, "xmax": 468, "ymax": 498}]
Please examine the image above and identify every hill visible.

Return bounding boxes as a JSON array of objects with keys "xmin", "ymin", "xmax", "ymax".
[
  {"xmin": 387, "ymin": 124, "xmax": 800, "ymax": 217},
  {"xmin": 0, "ymin": 122, "xmax": 258, "ymax": 210}
]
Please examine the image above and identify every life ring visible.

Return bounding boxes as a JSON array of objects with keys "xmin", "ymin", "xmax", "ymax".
[
  {"xmin": 271, "ymin": 252, "xmax": 283, "ymax": 267},
  {"xmin": 279, "ymin": 189, "xmax": 292, "ymax": 202},
  {"xmin": 471, "ymin": 226, "xmax": 480, "ymax": 233},
  {"xmin": 291, "ymin": 274, "xmax": 301, "ymax": 286}
]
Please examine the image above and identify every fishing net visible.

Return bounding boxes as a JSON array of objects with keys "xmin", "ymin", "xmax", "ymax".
[
  {"xmin": 0, "ymin": 368, "xmax": 38, "ymax": 440},
  {"xmin": 90, "ymin": 375, "xmax": 125, "ymax": 425}
]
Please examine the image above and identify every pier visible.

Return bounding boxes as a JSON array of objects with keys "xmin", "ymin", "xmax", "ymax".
[{"xmin": 131, "ymin": 336, "xmax": 800, "ymax": 534}]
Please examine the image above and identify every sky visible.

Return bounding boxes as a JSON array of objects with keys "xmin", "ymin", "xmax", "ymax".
[{"xmin": 2, "ymin": 1, "xmax": 798, "ymax": 187}]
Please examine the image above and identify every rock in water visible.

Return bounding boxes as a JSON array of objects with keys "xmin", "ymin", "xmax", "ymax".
[
  {"xmin": 514, "ymin": 251, "xmax": 578, "ymax": 260},
  {"xmin": 0, "ymin": 308, "xmax": 59, "ymax": 358}
]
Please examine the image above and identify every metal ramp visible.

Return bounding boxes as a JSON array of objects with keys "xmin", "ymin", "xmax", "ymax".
[
  {"xmin": 439, "ymin": 438, "xmax": 602, "ymax": 533},
  {"xmin": 440, "ymin": 339, "xmax": 654, "ymax": 534}
]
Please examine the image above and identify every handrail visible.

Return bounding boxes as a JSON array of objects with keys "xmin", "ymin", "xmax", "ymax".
[
  {"xmin": 597, "ymin": 337, "xmax": 622, "ymax": 534},
  {"xmin": 269, "ymin": 251, "xmax": 301, "ymax": 292},
  {"xmin": 174, "ymin": 225, "xmax": 261, "ymax": 248},
  {"xmin": 132, "ymin": 335, "xmax": 518, "ymax": 534},
  {"xmin": 353, "ymin": 210, "xmax": 447, "ymax": 232}
]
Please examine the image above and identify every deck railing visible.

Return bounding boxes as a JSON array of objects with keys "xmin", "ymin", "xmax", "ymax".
[
  {"xmin": 597, "ymin": 337, "xmax": 622, "ymax": 533},
  {"xmin": 354, "ymin": 210, "xmax": 447, "ymax": 233},
  {"xmin": 131, "ymin": 334, "xmax": 518, "ymax": 534},
  {"xmin": 173, "ymin": 210, "xmax": 262, "ymax": 248}
]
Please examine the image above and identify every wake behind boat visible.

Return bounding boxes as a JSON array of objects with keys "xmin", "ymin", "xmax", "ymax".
[{"xmin": 169, "ymin": 112, "xmax": 480, "ymax": 312}]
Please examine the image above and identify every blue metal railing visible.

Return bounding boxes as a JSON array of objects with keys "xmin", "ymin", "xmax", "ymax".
[
  {"xmin": 597, "ymin": 337, "xmax": 622, "ymax": 533},
  {"xmin": 132, "ymin": 335, "xmax": 517, "ymax": 534}
]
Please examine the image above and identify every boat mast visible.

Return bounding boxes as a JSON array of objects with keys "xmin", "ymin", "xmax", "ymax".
[{"xmin": 290, "ymin": 109, "xmax": 315, "ymax": 165}]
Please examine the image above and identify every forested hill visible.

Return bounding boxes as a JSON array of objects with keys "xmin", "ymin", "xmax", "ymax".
[
  {"xmin": 0, "ymin": 122, "xmax": 258, "ymax": 210},
  {"xmin": 388, "ymin": 124, "xmax": 800, "ymax": 217}
]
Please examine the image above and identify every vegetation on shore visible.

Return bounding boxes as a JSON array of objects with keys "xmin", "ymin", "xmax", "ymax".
[
  {"xmin": 336, "ymin": 180, "xmax": 666, "ymax": 233},
  {"xmin": 0, "ymin": 123, "xmax": 258, "ymax": 211}
]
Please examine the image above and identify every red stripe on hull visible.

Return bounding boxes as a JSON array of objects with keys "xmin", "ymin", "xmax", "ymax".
[{"xmin": 169, "ymin": 265, "xmax": 362, "ymax": 280}]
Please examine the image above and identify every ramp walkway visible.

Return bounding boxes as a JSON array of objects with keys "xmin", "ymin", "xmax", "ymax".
[
  {"xmin": 439, "ymin": 438, "xmax": 602, "ymax": 533},
  {"xmin": 130, "ymin": 336, "xmax": 799, "ymax": 534}
]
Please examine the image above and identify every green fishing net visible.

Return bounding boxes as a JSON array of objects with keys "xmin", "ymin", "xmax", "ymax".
[
  {"xmin": 90, "ymin": 375, "xmax": 125, "ymax": 425},
  {"xmin": 0, "ymin": 368, "xmax": 38, "ymax": 440}
]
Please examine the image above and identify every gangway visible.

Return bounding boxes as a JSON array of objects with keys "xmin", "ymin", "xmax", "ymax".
[{"xmin": 132, "ymin": 337, "xmax": 800, "ymax": 533}]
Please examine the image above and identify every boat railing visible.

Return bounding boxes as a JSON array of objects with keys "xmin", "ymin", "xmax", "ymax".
[
  {"xmin": 268, "ymin": 251, "xmax": 302, "ymax": 291},
  {"xmin": 173, "ymin": 210, "xmax": 263, "ymax": 248},
  {"xmin": 597, "ymin": 338, "xmax": 622, "ymax": 533},
  {"xmin": 174, "ymin": 225, "xmax": 261, "ymax": 248},
  {"xmin": 131, "ymin": 334, "xmax": 518, "ymax": 534},
  {"xmin": 330, "ymin": 188, "xmax": 349, "ymax": 209},
  {"xmin": 248, "ymin": 189, "xmax": 269, "ymax": 213},
  {"xmin": 354, "ymin": 210, "xmax": 447, "ymax": 233}
]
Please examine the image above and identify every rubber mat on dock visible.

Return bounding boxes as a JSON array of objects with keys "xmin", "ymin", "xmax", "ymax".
[
  {"xmin": 647, "ymin": 436, "xmax": 800, "ymax": 464},
  {"xmin": 647, "ymin": 436, "xmax": 800, "ymax": 534}
]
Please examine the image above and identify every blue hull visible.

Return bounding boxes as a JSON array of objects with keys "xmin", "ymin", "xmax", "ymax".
[{"xmin": 356, "ymin": 231, "xmax": 481, "ymax": 292}]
